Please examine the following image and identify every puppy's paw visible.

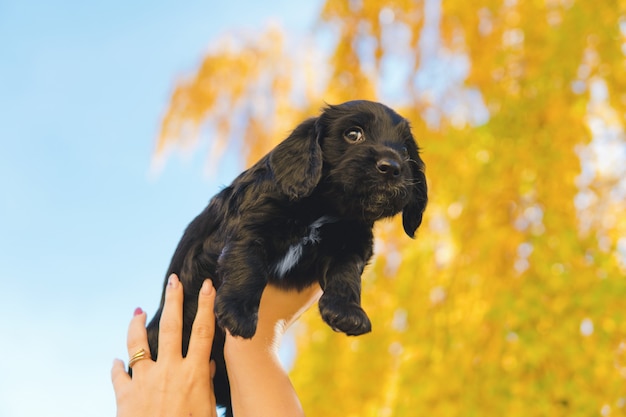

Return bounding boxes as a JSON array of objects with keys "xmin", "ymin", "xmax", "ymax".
[
  {"xmin": 319, "ymin": 298, "xmax": 372, "ymax": 336},
  {"xmin": 215, "ymin": 295, "xmax": 259, "ymax": 339}
]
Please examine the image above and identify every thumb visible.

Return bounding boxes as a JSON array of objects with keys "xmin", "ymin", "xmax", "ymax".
[{"xmin": 111, "ymin": 358, "xmax": 131, "ymax": 394}]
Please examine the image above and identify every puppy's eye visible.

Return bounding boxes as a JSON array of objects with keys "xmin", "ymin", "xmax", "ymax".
[
  {"xmin": 343, "ymin": 127, "xmax": 364, "ymax": 143},
  {"xmin": 401, "ymin": 146, "xmax": 410, "ymax": 160}
]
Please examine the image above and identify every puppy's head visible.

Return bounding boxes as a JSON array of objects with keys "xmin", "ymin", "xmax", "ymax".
[
  {"xmin": 269, "ymin": 100, "xmax": 427, "ymax": 238},
  {"xmin": 317, "ymin": 100, "xmax": 428, "ymax": 237}
]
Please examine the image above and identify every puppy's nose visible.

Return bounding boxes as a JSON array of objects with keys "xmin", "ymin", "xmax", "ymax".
[{"xmin": 376, "ymin": 158, "xmax": 401, "ymax": 178}]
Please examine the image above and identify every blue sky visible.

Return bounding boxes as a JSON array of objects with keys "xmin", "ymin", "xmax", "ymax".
[{"xmin": 0, "ymin": 1, "xmax": 321, "ymax": 415}]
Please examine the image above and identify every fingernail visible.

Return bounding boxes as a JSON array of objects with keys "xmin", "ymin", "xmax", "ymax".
[
  {"xmin": 167, "ymin": 273, "xmax": 179, "ymax": 289},
  {"xmin": 201, "ymin": 279, "xmax": 214, "ymax": 295},
  {"xmin": 133, "ymin": 307, "xmax": 143, "ymax": 316}
]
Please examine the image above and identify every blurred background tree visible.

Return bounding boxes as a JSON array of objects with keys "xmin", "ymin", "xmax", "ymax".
[{"xmin": 154, "ymin": 0, "xmax": 626, "ymax": 415}]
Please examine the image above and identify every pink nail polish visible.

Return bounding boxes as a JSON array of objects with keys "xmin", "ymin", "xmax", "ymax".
[
  {"xmin": 167, "ymin": 273, "xmax": 179, "ymax": 289},
  {"xmin": 134, "ymin": 307, "xmax": 143, "ymax": 316}
]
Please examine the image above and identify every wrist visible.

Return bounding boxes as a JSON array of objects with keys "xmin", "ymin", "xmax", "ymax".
[{"xmin": 224, "ymin": 324, "xmax": 283, "ymax": 361}]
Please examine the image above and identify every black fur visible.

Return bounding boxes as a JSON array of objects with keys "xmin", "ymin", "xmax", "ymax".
[{"xmin": 146, "ymin": 100, "xmax": 428, "ymax": 412}]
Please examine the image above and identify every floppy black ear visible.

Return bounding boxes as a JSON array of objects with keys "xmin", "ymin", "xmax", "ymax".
[
  {"xmin": 402, "ymin": 147, "xmax": 428, "ymax": 238},
  {"xmin": 269, "ymin": 117, "xmax": 322, "ymax": 200}
]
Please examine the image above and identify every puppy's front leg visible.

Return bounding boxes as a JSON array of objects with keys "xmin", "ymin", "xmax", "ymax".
[
  {"xmin": 215, "ymin": 241, "xmax": 268, "ymax": 338},
  {"xmin": 318, "ymin": 260, "xmax": 372, "ymax": 336}
]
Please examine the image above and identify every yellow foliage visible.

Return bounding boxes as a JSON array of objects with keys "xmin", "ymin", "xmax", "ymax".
[{"xmin": 156, "ymin": 1, "xmax": 626, "ymax": 415}]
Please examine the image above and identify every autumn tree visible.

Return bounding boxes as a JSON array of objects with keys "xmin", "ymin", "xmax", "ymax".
[{"xmin": 154, "ymin": 1, "xmax": 626, "ymax": 415}]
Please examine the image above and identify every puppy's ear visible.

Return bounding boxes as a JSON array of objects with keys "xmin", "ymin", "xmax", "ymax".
[
  {"xmin": 402, "ymin": 144, "xmax": 428, "ymax": 238},
  {"xmin": 269, "ymin": 117, "xmax": 322, "ymax": 200}
]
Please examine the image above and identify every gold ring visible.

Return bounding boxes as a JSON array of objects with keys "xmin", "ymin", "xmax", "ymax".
[{"xmin": 128, "ymin": 348, "xmax": 151, "ymax": 368}]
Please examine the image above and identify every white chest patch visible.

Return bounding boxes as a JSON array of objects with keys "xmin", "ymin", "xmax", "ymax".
[{"xmin": 272, "ymin": 216, "xmax": 337, "ymax": 278}]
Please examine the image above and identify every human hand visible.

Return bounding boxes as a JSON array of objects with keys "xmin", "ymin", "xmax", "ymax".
[
  {"xmin": 224, "ymin": 283, "xmax": 321, "ymax": 417},
  {"xmin": 259, "ymin": 282, "xmax": 322, "ymax": 339},
  {"xmin": 111, "ymin": 274, "xmax": 217, "ymax": 417},
  {"xmin": 226, "ymin": 282, "xmax": 322, "ymax": 352}
]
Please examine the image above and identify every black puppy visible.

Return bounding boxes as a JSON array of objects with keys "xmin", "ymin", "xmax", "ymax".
[{"xmin": 146, "ymin": 100, "xmax": 427, "ymax": 411}]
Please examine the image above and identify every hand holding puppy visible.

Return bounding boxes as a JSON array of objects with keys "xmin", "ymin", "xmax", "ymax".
[
  {"xmin": 112, "ymin": 275, "xmax": 318, "ymax": 417},
  {"xmin": 111, "ymin": 274, "xmax": 217, "ymax": 417}
]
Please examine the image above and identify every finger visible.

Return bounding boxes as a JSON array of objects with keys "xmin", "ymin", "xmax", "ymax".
[
  {"xmin": 111, "ymin": 358, "xmax": 131, "ymax": 394},
  {"xmin": 126, "ymin": 308, "xmax": 152, "ymax": 371},
  {"xmin": 187, "ymin": 279, "xmax": 216, "ymax": 362},
  {"xmin": 158, "ymin": 273, "xmax": 184, "ymax": 360}
]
